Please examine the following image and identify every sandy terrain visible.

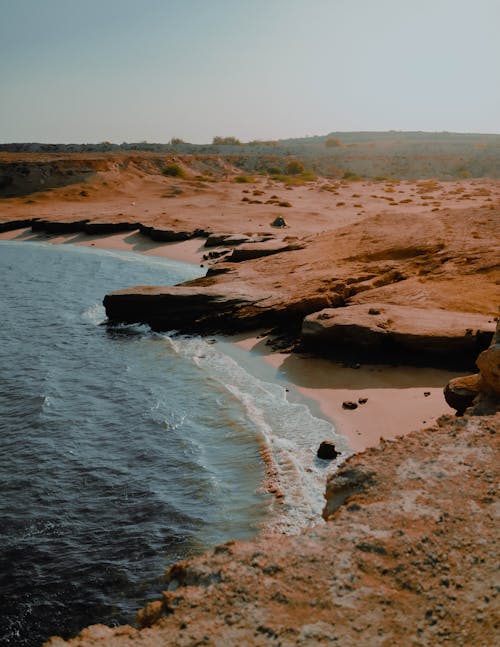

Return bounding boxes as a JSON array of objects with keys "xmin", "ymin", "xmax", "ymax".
[
  {"xmin": 1, "ymin": 152, "xmax": 500, "ymax": 241},
  {"xmin": 232, "ymin": 334, "xmax": 464, "ymax": 452}
]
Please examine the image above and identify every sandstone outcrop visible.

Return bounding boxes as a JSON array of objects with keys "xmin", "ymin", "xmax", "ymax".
[
  {"xmin": 204, "ymin": 233, "xmax": 253, "ymax": 247},
  {"xmin": 228, "ymin": 240, "xmax": 304, "ymax": 262},
  {"xmin": 139, "ymin": 225, "xmax": 207, "ymax": 241},
  {"xmin": 103, "ymin": 285, "xmax": 263, "ymax": 332},
  {"xmin": 204, "ymin": 233, "xmax": 274, "ymax": 248},
  {"xmin": 302, "ymin": 303, "xmax": 496, "ymax": 368},
  {"xmin": 445, "ymin": 316, "xmax": 500, "ymax": 414}
]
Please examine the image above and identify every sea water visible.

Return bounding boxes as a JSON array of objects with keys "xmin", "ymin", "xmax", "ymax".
[{"xmin": 0, "ymin": 240, "xmax": 349, "ymax": 646}]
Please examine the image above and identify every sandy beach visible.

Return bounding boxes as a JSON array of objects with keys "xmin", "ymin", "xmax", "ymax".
[
  {"xmin": 231, "ymin": 334, "xmax": 464, "ymax": 451},
  {"xmin": 1, "ymin": 227, "xmax": 464, "ymax": 453},
  {"xmin": 0, "ymin": 227, "xmax": 206, "ymax": 266}
]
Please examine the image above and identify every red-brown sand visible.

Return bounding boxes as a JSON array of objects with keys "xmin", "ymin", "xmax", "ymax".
[{"xmin": 233, "ymin": 335, "xmax": 463, "ymax": 452}]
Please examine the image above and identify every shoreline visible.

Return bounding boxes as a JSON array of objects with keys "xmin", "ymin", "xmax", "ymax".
[
  {"xmin": 0, "ymin": 227, "xmax": 206, "ymax": 266},
  {"xmin": 225, "ymin": 333, "xmax": 462, "ymax": 452},
  {"xmin": 1, "ymin": 228, "xmax": 463, "ymax": 453}
]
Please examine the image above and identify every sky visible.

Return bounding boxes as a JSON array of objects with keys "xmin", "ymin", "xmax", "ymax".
[{"xmin": 1, "ymin": 0, "xmax": 499, "ymax": 143}]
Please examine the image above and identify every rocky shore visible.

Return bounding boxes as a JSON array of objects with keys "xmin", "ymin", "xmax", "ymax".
[
  {"xmin": 42, "ymin": 321, "xmax": 500, "ymax": 646},
  {"xmin": 44, "ymin": 412, "xmax": 498, "ymax": 647},
  {"xmin": 1, "ymin": 153, "xmax": 499, "ymax": 645}
]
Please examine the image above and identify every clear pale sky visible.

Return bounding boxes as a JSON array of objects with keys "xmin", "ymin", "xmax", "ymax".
[{"xmin": 1, "ymin": 0, "xmax": 499, "ymax": 143}]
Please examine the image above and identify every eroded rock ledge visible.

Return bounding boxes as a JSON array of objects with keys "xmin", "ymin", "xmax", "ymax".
[
  {"xmin": 104, "ymin": 281, "xmax": 496, "ymax": 369},
  {"xmin": 45, "ymin": 413, "xmax": 499, "ymax": 647},
  {"xmin": 103, "ymin": 285, "xmax": 266, "ymax": 332},
  {"xmin": 302, "ymin": 303, "xmax": 496, "ymax": 368}
]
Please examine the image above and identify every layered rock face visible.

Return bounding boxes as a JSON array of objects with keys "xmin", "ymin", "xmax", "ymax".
[
  {"xmin": 103, "ymin": 286, "xmax": 261, "ymax": 332},
  {"xmin": 302, "ymin": 303, "xmax": 496, "ymax": 367}
]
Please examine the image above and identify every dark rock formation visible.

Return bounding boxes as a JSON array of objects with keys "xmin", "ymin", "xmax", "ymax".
[
  {"xmin": 228, "ymin": 240, "xmax": 304, "ymax": 262},
  {"xmin": 103, "ymin": 285, "xmax": 260, "ymax": 332},
  {"xmin": 303, "ymin": 303, "xmax": 496, "ymax": 369},
  {"xmin": 31, "ymin": 219, "xmax": 90, "ymax": 233},
  {"xmin": 317, "ymin": 441, "xmax": 340, "ymax": 460},
  {"xmin": 84, "ymin": 221, "xmax": 139, "ymax": 234},
  {"xmin": 0, "ymin": 218, "xmax": 37, "ymax": 232},
  {"xmin": 203, "ymin": 249, "xmax": 231, "ymax": 260},
  {"xmin": 204, "ymin": 233, "xmax": 252, "ymax": 247},
  {"xmin": 139, "ymin": 225, "xmax": 207, "ymax": 241},
  {"xmin": 342, "ymin": 401, "xmax": 358, "ymax": 410},
  {"xmin": 0, "ymin": 159, "xmax": 96, "ymax": 198},
  {"xmin": 271, "ymin": 216, "xmax": 287, "ymax": 227}
]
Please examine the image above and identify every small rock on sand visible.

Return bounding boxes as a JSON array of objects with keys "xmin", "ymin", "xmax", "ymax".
[{"xmin": 317, "ymin": 441, "xmax": 340, "ymax": 460}]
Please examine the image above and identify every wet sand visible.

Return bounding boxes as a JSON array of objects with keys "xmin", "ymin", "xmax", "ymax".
[
  {"xmin": 0, "ymin": 228, "xmax": 206, "ymax": 265},
  {"xmin": 231, "ymin": 334, "xmax": 464, "ymax": 452}
]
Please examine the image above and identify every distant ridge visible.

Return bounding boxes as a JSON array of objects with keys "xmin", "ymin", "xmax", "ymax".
[
  {"xmin": 2, "ymin": 131, "xmax": 500, "ymax": 152},
  {"xmin": 1, "ymin": 131, "xmax": 500, "ymax": 179}
]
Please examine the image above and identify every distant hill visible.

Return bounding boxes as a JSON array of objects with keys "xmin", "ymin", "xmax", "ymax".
[{"xmin": 1, "ymin": 131, "xmax": 500, "ymax": 179}]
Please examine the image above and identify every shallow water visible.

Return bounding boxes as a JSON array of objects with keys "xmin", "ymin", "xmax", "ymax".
[{"xmin": 0, "ymin": 241, "xmax": 347, "ymax": 646}]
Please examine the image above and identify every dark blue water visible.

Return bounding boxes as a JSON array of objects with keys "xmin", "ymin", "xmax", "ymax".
[
  {"xmin": 0, "ymin": 240, "xmax": 347, "ymax": 646},
  {"xmin": 0, "ymin": 241, "xmax": 274, "ymax": 646}
]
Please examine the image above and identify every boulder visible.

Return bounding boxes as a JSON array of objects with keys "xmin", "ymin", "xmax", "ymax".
[
  {"xmin": 270, "ymin": 216, "xmax": 287, "ymax": 228},
  {"xmin": 476, "ymin": 325, "xmax": 500, "ymax": 396},
  {"xmin": 445, "ymin": 316, "xmax": 500, "ymax": 415},
  {"xmin": 444, "ymin": 374, "xmax": 482, "ymax": 415},
  {"xmin": 302, "ymin": 303, "xmax": 496, "ymax": 368},
  {"xmin": 317, "ymin": 441, "xmax": 340, "ymax": 460}
]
